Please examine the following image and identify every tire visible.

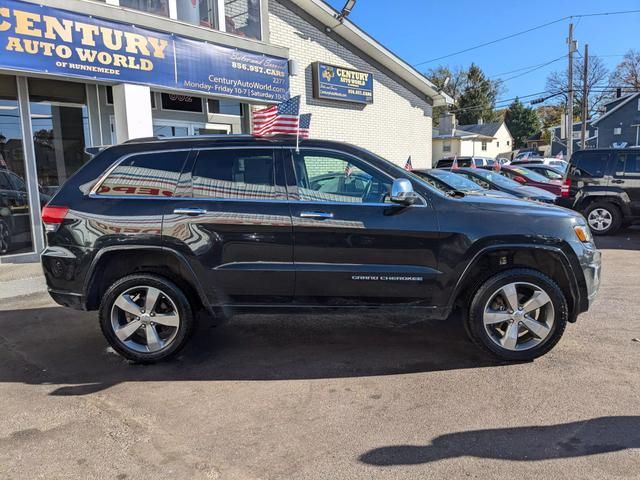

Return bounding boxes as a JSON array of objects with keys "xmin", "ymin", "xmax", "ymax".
[
  {"xmin": 584, "ymin": 201, "xmax": 622, "ymax": 236},
  {"xmin": 0, "ymin": 219, "xmax": 11, "ymax": 255},
  {"xmin": 99, "ymin": 274, "xmax": 194, "ymax": 363},
  {"xmin": 465, "ymin": 268, "xmax": 568, "ymax": 361}
]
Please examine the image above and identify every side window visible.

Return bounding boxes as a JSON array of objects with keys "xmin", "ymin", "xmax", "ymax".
[
  {"xmin": 9, "ymin": 173, "xmax": 26, "ymax": 192},
  {"xmin": 569, "ymin": 152, "xmax": 609, "ymax": 178},
  {"xmin": 292, "ymin": 150, "xmax": 392, "ymax": 204},
  {"xmin": 0, "ymin": 172, "xmax": 12, "ymax": 190},
  {"xmin": 192, "ymin": 149, "xmax": 276, "ymax": 200},
  {"xmin": 96, "ymin": 151, "xmax": 189, "ymax": 197},
  {"xmin": 614, "ymin": 153, "xmax": 640, "ymax": 178}
]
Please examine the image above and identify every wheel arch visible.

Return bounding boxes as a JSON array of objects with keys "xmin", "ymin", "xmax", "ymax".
[
  {"xmin": 450, "ymin": 244, "xmax": 582, "ymax": 323},
  {"xmin": 84, "ymin": 246, "xmax": 211, "ymax": 314}
]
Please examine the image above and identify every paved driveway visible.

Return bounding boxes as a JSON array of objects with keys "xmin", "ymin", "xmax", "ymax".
[{"xmin": 0, "ymin": 230, "xmax": 639, "ymax": 479}]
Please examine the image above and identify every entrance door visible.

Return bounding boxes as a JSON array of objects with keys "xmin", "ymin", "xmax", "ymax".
[
  {"xmin": 28, "ymin": 78, "xmax": 90, "ymax": 197},
  {"xmin": 285, "ymin": 148, "xmax": 441, "ymax": 306},
  {"xmin": 162, "ymin": 147, "xmax": 294, "ymax": 306}
]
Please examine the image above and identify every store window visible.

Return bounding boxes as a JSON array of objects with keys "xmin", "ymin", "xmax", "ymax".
[
  {"xmin": 29, "ymin": 78, "xmax": 90, "ymax": 196},
  {"xmin": 208, "ymin": 99, "xmax": 243, "ymax": 116},
  {"xmin": 225, "ymin": 0, "xmax": 262, "ymax": 40},
  {"xmin": 0, "ymin": 75, "xmax": 33, "ymax": 256},
  {"xmin": 119, "ymin": 0, "xmax": 170, "ymax": 17},
  {"xmin": 178, "ymin": 0, "xmax": 219, "ymax": 28}
]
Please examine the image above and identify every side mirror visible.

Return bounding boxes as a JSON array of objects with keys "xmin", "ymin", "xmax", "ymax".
[
  {"xmin": 390, "ymin": 178, "xmax": 418, "ymax": 205},
  {"xmin": 513, "ymin": 176, "xmax": 526, "ymax": 184}
]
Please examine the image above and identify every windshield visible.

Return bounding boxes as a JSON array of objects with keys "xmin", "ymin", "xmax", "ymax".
[
  {"xmin": 509, "ymin": 167, "xmax": 551, "ymax": 183},
  {"xmin": 469, "ymin": 169, "xmax": 522, "ymax": 188},
  {"xmin": 418, "ymin": 170, "xmax": 484, "ymax": 191}
]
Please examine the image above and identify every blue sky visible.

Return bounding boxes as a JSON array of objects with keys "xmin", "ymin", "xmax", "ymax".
[{"xmin": 325, "ymin": 0, "xmax": 640, "ymax": 105}]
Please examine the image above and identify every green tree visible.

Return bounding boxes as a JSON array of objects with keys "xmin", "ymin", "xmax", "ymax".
[
  {"xmin": 455, "ymin": 63, "xmax": 499, "ymax": 125},
  {"xmin": 505, "ymin": 98, "xmax": 541, "ymax": 148},
  {"xmin": 425, "ymin": 65, "xmax": 467, "ymax": 126}
]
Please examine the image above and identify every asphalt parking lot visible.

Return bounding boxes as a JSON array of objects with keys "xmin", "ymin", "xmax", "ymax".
[{"xmin": 1, "ymin": 230, "xmax": 639, "ymax": 480}]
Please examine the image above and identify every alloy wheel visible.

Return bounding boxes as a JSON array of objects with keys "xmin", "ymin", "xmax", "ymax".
[
  {"xmin": 483, "ymin": 282, "xmax": 555, "ymax": 351},
  {"xmin": 110, "ymin": 285, "xmax": 181, "ymax": 353},
  {"xmin": 587, "ymin": 208, "xmax": 613, "ymax": 232}
]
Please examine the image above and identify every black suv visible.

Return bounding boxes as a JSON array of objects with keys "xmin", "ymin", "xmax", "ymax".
[
  {"xmin": 41, "ymin": 136, "xmax": 601, "ymax": 363},
  {"xmin": 560, "ymin": 148, "xmax": 640, "ymax": 235}
]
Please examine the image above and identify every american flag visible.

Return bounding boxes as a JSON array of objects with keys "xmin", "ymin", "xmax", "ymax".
[
  {"xmin": 299, "ymin": 113, "xmax": 311, "ymax": 139},
  {"xmin": 404, "ymin": 156, "xmax": 413, "ymax": 171},
  {"xmin": 252, "ymin": 96, "xmax": 300, "ymax": 136},
  {"xmin": 451, "ymin": 155, "xmax": 459, "ymax": 170},
  {"xmin": 493, "ymin": 160, "xmax": 501, "ymax": 172},
  {"xmin": 555, "ymin": 151, "xmax": 564, "ymax": 160},
  {"xmin": 344, "ymin": 163, "xmax": 353, "ymax": 177},
  {"xmin": 470, "ymin": 157, "xmax": 477, "ymax": 168}
]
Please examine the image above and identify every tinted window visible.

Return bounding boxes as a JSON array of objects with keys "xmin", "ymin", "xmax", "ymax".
[
  {"xmin": 570, "ymin": 152, "xmax": 609, "ymax": 178},
  {"xmin": 469, "ymin": 169, "xmax": 521, "ymax": 188},
  {"xmin": 8, "ymin": 173, "xmax": 26, "ymax": 191},
  {"xmin": 509, "ymin": 167, "xmax": 550, "ymax": 183},
  {"xmin": 97, "ymin": 151, "xmax": 189, "ymax": 197},
  {"xmin": 613, "ymin": 152, "xmax": 640, "ymax": 178},
  {"xmin": 293, "ymin": 150, "xmax": 392, "ymax": 204},
  {"xmin": 416, "ymin": 170, "xmax": 483, "ymax": 191},
  {"xmin": 192, "ymin": 149, "xmax": 276, "ymax": 199},
  {"xmin": 457, "ymin": 172, "xmax": 491, "ymax": 189}
]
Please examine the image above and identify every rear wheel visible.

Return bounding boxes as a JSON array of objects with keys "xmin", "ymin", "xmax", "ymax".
[
  {"xmin": 99, "ymin": 274, "xmax": 194, "ymax": 363},
  {"xmin": 466, "ymin": 268, "xmax": 568, "ymax": 361},
  {"xmin": 584, "ymin": 202, "xmax": 622, "ymax": 235}
]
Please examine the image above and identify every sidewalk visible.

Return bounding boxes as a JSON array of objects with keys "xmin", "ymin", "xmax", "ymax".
[{"xmin": 0, "ymin": 263, "xmax": 47, "ymax": 302}]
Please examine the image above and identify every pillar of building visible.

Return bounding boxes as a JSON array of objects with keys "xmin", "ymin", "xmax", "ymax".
[{"xmin": 112, "ymin": 84, "xmax": 153, "ymax": 143}]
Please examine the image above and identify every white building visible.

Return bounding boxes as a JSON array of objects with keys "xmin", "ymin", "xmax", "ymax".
[{"xmin": 0, "ymin": 0, "xmax": 452, "ymax": 263}]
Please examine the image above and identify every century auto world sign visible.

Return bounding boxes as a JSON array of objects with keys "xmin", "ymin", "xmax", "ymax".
[{"xmin": 0, "ymin": 0, "xmax": 290, "ymax": 102}]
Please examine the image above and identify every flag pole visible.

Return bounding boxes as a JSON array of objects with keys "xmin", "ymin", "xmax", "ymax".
[{"xmin": 295, "ymin": 111, "xmax": 301, "ymax": 153}]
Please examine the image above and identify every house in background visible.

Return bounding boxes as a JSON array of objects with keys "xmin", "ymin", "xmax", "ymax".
[
  {"xmin": 525, "ymin": 133, "xmax": 550, "ymax": 156},
  {"xmin": 550, "ymin": 120, "xmax": 597, "ymax": 156},
  {"xmin": 592, "ymin": 91, "xmax": 640, "ymax": 148},
  {"xmin": 432, "ymin": 113, "xmax": 513, "ymax": 163}
]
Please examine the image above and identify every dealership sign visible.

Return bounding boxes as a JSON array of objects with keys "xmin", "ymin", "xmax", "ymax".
[
  {"xmin": 0, "ymin": 0, "xmax": 289, "ymax": 102},
  {"xmin": 312, "ymin": 62, "xmax": 373, "ymax": 104}
]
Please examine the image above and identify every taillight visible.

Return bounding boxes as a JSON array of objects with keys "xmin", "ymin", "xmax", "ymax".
[
  {"xmin": 561, "ymin": 178, "xmax": 571, "ymax": 198},
  {"xmin": 42, "ymin": 205, "xmax": 69, "ymax": 232}
]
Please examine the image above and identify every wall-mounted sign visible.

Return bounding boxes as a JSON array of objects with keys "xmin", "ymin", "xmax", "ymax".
[
  {"xmin": 312, "ymin": 62, "xmax": 373, "ymax": 104},
  {"xmin": 0, "ymin": 0, "xmax": 289, "ymax": 102}
]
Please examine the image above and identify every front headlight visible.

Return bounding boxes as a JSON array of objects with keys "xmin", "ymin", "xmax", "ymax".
[{"xmin": 574, "ymin": 225, "xmax": 593, "ymax": 243}]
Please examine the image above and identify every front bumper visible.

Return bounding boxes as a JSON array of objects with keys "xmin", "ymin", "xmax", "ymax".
[{"xmin": 580, "ymin": 246, "xmax": 602, "ymax": 308}]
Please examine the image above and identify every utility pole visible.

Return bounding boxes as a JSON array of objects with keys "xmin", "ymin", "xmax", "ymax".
[
  {"xmin": 580, "ymin": 43, "xmax": 589, "ymax": 150},
  {"xmin": 567, "ymin": 22, "xmax": 575, "ymax": 160}
]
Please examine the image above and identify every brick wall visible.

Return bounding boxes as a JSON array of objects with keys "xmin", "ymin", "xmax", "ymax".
[{"xmin": 268, "ymin": 0, "xmax": 433, "ymax": 168}]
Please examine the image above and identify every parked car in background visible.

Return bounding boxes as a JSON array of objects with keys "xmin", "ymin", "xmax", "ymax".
[
  {"xmin": 435, "ymin": 156, "xmax": 495, "ymax": 168},
  {"xmin": 411, "ymin": 168, "xmax": 516, "ymax": 199},
  {"xmin": 41, "ymin": 136, "xmax": 600, "ymax": 363},
  {"xmin": 454, "ymin": 168, "xmax": 558, "ymax": 203},
  {"xmin": 511, "ymin": 158, "xmax": 568, "ymax": 172},
  {"xmin": 559, "ymin": 148, "xmax": 640, "ymax": 235},
  {"xmin": 481, "ymin": 165, "xmax": 562, "ymax": 196},
  {"xmin": 520, "ymin": 164, "xmax": 565, "ymax": 181}
]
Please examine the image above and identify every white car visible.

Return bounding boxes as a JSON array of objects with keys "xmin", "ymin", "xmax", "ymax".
[{"xmin": 510, "ymin": 157, "xmax": 568, "ymax": 171}]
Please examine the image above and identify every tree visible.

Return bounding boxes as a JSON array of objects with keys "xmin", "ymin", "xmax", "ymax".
[
  {"xmin": 609, "ymin": 49, "xmax": 640, "ymax": 92},
  {"xmin": 426, "ymin": 65, "xmax": 467, "ymax": 126},
  {"xmin": 505, "ymin": 98, "xmax": 540, "ymax": 149},
  {"xmin": 545, "ymin": 55, "xmax": 609, "ymax": 118},
  {"xmin": 455, "ymin": 64, "xmax": 499, "ymax": 125},
  {"xmin": 536, "ymin": 105, "xmax": 564, "ymax": 144}
]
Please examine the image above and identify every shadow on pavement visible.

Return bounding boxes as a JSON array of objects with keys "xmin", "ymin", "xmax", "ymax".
[
  {"xmin": 594, "ymin": 226, "xmax": 640, "ymax": 251},
  {"xmin": 359, "ymin": 416, "xmax": 640, "ymax": 465},
  {"xmin": 0, "ymin": 307, "xmax": 504, "ymax": 395}
]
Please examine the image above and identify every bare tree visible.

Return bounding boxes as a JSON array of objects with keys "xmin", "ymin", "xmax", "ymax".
[
  {"xmin": 426, "ymin": 65, "xmax": 467, "ymax": 126},
  {"xmin": 545, "ymin": 55, "xmax": 609, "ymax": 117},
  {"xmin": 609, "ymin": 49, "xmax": 640, "ymax": 92}
]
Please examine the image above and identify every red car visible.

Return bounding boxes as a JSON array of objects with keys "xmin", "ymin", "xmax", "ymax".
[{"xmin": 480, "ymin": 165, "xmax": 562, "ymax": 196}]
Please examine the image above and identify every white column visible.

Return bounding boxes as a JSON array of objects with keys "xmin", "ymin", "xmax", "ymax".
[{"xmin": 112, "ymin": 84, "xmax": 153, "ymax": 143}]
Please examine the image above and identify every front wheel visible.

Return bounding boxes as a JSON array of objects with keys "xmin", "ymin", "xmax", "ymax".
[
  {"xmin": 466, "ymin": 269, "xmax": 568, "ymax": 361},
  {"xmin": 99, "ymin": 274, "xmax": 194, "ymax": 363}
]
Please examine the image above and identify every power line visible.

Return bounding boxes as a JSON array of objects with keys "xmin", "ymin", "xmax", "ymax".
[
  {"xmin": 496, "ymin": 56, "xmax": 565, "ymax": 84},
  {"xmin": 414, "ymin": 9, "xmax": 640, "ymax": 66}
]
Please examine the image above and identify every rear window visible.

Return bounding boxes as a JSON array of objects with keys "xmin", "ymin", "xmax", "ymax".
[
  {"xmin": 569, "ymin": 152, "xmax": 609, "ymax": 178},
  {"xmin": 509, "ymin": 167, "xmax": 549, "ymax": 183},
  {"xmin": 96, "ymin": 151, "xmax": 189, "ymax": 197}
]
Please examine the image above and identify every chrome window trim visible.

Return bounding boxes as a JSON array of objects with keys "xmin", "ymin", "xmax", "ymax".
[{"xmin": 88, "ymin": 145, "xmax": 428, "ymax": 208}]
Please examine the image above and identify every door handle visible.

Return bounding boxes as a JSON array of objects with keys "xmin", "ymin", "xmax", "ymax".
[
  {"xmin": 173, "ymin": 207, "xmax": 208, "ymax": 216},
  {"xmin": 611, "ymin": 179, "xmax": 625, "ymax": 184},
  {"xmin": 299, "ymin": 211, "xmax": 334, "ymax": 219}
]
